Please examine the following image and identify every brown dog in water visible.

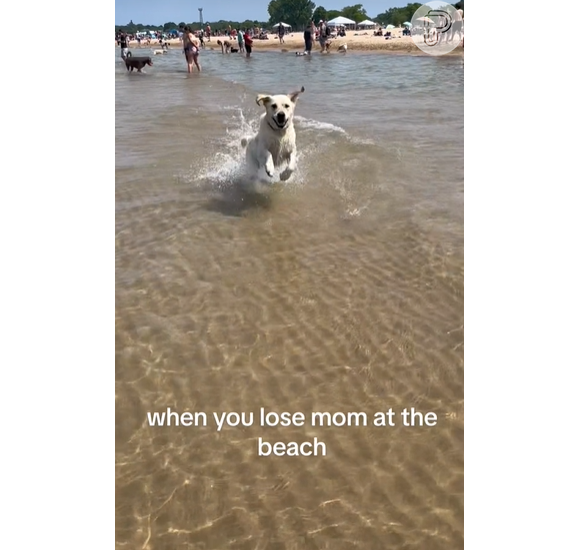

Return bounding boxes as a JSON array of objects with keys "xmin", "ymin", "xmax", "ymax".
[{"xmin": 125, "ymin": 56, "xmax": 153, "ymax": 72}]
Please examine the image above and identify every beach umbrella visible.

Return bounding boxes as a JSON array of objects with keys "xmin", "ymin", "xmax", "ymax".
[
  {"xmin": 386, "ymin": 25, "xmax": 395, "ymax": 29},
  {"xmin": 403, "ymin": 22, "xmax": 412, "ymax": 27},
  {"xmin": 416, "ymin": 17, "xmax": 434, "ymax": 23},
  {"xmin": 272, "ymin": 22, "xmax": 291, "ymax": 27}
]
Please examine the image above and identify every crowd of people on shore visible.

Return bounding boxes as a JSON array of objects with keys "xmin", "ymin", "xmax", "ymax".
[
  {"xmin": 117, "ymin": 13, "xmax": 463, "ymax": 74},
  {"xmin": 116, "ymin": 20, "xmax": 345, "ymax": 75},
  {"xmin": 115, "ymin": 30, "xmax": 172, "ymax": 48}
]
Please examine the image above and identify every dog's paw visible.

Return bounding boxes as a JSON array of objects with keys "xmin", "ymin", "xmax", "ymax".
[
  {"xmin": 279, "ymin": 168, "xmax": 293, "ymax": 181},
  {"xmin": 265, "ymin": 162, "xmax": 275, "ymax": 178}
]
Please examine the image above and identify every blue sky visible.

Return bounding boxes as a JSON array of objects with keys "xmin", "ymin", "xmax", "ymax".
[{"xmin": 115, "ymin": 0, "xmax": 408, "ymax": 26}]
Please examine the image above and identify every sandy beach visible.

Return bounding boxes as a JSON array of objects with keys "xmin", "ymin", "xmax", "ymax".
[{"xmin": 129, "ymin": 32, "xmax": 464, "ymax": 55}]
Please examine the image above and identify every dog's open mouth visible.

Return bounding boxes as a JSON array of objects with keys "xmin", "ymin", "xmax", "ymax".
[{"xmin": 271, "ymin": 117, "xmax": 288, "ymax": 129}]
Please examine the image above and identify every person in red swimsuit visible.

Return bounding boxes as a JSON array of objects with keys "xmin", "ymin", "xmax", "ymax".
[{"xmin": 243, "ymin": 30, "xmax": 253, "ymax": 58}]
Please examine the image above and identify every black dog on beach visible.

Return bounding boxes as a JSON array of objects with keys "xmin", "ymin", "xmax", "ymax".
[{"xmin": 125, "ymin": 56, "xmax": 153, "ymax": 72}]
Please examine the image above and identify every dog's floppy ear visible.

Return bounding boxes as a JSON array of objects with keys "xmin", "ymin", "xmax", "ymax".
[
  {"xmin": 256, "ymin": 94, "xmax": 272, "ymax": 106},
  {"xmin": 289, "ymin": 86, "xmax": 305, "ymax": 103}
]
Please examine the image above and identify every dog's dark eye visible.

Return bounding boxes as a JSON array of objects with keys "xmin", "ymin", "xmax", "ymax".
[
  {"xmin": 271, "ymin": 104, "xmax": 277, "ymax": 109},
  {"xmin": 284, "ymin": 104, "xmax": 290, "ymax": 108}
]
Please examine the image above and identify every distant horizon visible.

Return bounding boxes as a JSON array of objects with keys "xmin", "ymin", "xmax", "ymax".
[{"xmin": 114, "ymin": 0, "xmax": 427, "ymax": 27}]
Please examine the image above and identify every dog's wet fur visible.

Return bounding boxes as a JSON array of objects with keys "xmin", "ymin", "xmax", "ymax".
[
  {"xmin": 240, "ymin": 86, "xmax": 305, "ymax": 184},
  {"xmin": 125, "ymin": 56, "xmax": 153, "ymax": 72}
]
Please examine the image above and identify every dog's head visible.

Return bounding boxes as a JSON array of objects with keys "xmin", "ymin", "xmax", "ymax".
[
  {"xmin": 145, "ymin": 57, "xmax": 153, "ymax": 66},
  {"xmin": 256, "ymin": 86, "xmax": 305, "ymax": 131}
]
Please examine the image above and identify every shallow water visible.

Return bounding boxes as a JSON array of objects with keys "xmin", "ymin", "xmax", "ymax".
[{"xmin": 116, "ymin": 45, "xmax": 463, "ymax": 550}]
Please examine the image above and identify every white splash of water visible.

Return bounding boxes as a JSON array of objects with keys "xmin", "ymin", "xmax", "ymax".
[
  {"xmin": 193, "ymin": 108, "xmax": 320, "ymax": 190},
  {"xmin": 295, "ymin": 115, "xmax": 375, "ymax": 146},
  {"xmin": 294, "ymin": 116, "xmax": 347, "ymax": 134}
]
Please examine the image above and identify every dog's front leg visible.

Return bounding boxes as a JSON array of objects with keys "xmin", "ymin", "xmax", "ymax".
[
  {"xmin": 261, "ymin": 151, "xmax": 275, "ymax": 178},
  {"xmin": 280, "ymin": 149, "xmax": 297, "ymax": 181}
]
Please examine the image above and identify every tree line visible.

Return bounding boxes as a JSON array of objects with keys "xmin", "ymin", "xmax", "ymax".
[
  {"xmin": 267, "ymin": 1, "xmax": 464, "ymax": 29},
  {"xmin": 115, "ymin": 2, "xmax": 465, "ymax": 34},
  {"xmin": 375, "ymin": 1, "xmax": 463, "ymax": 27},
  {"xmin": 115, "ymin": 19, "xmax": 269, "ymax": 34}
]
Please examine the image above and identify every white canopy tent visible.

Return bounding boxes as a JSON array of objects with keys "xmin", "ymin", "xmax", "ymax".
[
  {"xmin": 272, "ymin": 22, "xmax": 291, "ymax": 27},
  {"xmin": 357, "ymin": 19, "xmax": 377, "ymax": 27},
  {"xmin": 327, "ymin": 16, "xmax": 356, "ymax": 27}
]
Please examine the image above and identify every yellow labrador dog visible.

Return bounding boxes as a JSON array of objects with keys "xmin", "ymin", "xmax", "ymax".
[{"xmin": 241, "ymin": 86, "xmax": 304, "ymax": 181}]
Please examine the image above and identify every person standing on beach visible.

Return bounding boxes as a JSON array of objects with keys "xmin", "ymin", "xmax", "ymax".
[
  {"xmin": 447, "ymin": 8, "xmax": 464, "ymax": 44},
  {"xmin": 303, "ymin": 22, "xmax": 314, "ymax": 55},
  {"xmin": 182, "ymin": 26, "xmax": 201, "ymax": 73},
  {"xmin": 237, "ymin": 28, "xmax": 245, "ymax": 53},
  {"xmin": 119, "ymin": 31, "xmax": 129, "ymax": 60},
  {"xmin": 205, "ymin": 24, "xmax": 211, "ymax": 41},
  {"xmin": 278, "ymin": 22, "xmax": 285, "ymax": 44},
  {"xmin": 318, "ymin": 20, "xmax": 328, "ymax": 52},
  {"xmin": 243, "ymin": 29, "xmax": 253, "ymax": 57}
]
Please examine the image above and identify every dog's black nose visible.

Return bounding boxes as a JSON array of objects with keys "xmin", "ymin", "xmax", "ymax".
[{"xmin": 276, "ymin": 112, "xmax": 286, "ymax": 122}]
